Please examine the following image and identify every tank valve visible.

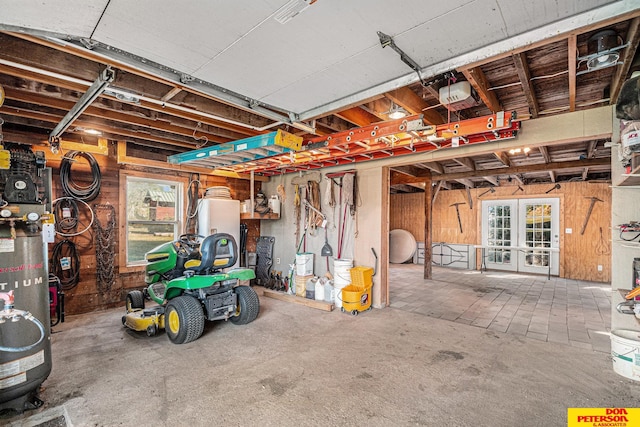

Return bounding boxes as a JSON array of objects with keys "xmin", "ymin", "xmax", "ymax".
[{"xmin": 0, "ymin": 290, "xmax": 15, "ymax": 310}]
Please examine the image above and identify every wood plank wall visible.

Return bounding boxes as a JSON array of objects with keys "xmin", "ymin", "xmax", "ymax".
[
  {"xmin": 390, "ymin": 181, "xmax": 612, "ymax": 283},
  {"xmin": 43, "ymin": 141, "xmax": 260, "ymax": 314}
]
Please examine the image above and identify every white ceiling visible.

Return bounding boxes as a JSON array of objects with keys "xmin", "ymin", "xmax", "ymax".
[{"xmin": 0, "ymin": 0, "xmax": 636, "ymax": 119}]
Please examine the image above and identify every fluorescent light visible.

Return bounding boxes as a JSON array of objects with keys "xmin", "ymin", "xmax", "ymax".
[{"xmin": 84, "ymin": 129, "xmax": 102, "ymax": 135}]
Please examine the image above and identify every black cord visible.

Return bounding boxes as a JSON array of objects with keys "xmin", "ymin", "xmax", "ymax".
[
  {"xmin": 53, "ymin": 198, "xmax": 79, "ymax": 233},
  {"xmin": 185, "ymin": 174, "xmax": 200, "ymax": 234},
  {"xmin": 60, "ymin": 151, "xmax": 102, "ymax": 201},
  {"xmin": 620, "ymin": 229, "xmax": 640, "ymax": 242},
  {"xmin": 50, "ymin": 239, "xmax": 80, "ymax": 291}
]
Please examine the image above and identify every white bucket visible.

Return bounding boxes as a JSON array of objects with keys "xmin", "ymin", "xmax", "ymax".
[
  {"xmin": 611, "ymin": 329, "xmax": 640, "ymax": 381},
  {"xmin": 333, "ymin": 258, "xmax": 353, "ymax": 309},
  {"xmin": 269, "ymin": 195, "xmax": 281, "ymax": 215},
  {"xmin": 296, "ymin": 253, "xmax": 314, "ymax": 276}
]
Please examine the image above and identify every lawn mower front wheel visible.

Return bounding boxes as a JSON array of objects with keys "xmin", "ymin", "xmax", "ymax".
[{"xmin": 165, "ymin": 295, "xmax": 205, "ymax": 344}]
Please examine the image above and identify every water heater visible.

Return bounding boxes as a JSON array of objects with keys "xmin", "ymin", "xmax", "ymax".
[{"xmin": 197, "ymin": 198, "xmax": 240, "ymax": 268}]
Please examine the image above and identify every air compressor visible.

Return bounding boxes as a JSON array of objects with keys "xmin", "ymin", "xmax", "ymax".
[{"xmin": 0, "ymin": 142, "xmax": 53, "ymax": 412}]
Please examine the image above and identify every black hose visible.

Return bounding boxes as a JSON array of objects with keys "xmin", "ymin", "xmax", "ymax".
[
  {"xmin": 50, "ymin": 239, "xmax": 80, "ymax": 291},
  {"xmin": 60, "ymin": 151, "xmax": 101, "ymax": 201},
  {"xmin": 53, "ymin": 198, "xmax": 79, "ymax": 233}
]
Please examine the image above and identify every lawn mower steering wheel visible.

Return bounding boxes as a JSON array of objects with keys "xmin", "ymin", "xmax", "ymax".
[{"xmin": 176, "ymin": 233, "xmax": 203, "ymax": 257}]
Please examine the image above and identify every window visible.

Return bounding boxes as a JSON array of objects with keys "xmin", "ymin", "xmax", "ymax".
[{"xmin": 119, "ymin": 171, "xmax": 184, "ymax": 269}]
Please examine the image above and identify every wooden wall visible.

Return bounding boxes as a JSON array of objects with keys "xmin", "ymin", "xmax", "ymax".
[
  {"xmin": 390, "ymin": 181, "xmax": 612, "ymax": 283},
  {"xmin": 43, "ymin": 140, "xmax": 260, "ymax": 315}
]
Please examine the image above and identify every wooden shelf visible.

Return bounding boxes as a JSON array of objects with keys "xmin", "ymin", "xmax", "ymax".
[
  {"xmin": 241, "ymin": 212, "xmax": 280, "ymax": 220},
  {"xmin": 617, "ymin": 153, "xmax": 640, "ymax": 186}
]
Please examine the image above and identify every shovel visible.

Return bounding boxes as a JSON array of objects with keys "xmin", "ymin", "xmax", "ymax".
[{"xmin": 321, "ymin": 228, "xmax": 333, "ymax": 276}]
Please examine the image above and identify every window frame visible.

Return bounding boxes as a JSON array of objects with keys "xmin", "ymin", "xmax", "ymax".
[{"xmin": 118, "ymin": 169, "xmax": 187, "ymax": 273}]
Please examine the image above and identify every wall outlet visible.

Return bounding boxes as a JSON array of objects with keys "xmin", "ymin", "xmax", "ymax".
[
  {"xmin": 276, "ymin": 257, "xmax": 281, "ymax": 264},
  {"xmin": 597, "ymin": 265, "xmax": 603, "ymax": 272},
  {"xmin": 565, "ymin": 228, "xmax": 572, "ymax": 234}
]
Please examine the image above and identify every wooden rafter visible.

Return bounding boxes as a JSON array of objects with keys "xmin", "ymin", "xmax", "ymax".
[
  {"xmin": 453, "ymin": 157, "xmax": 475, "ymax": 171},
  {"xmin": 460, "ymin": 67, "xmax": 502, "ymax": 112},
  {"xmin": 539, "ymin": 146, "xmax": 551, "ymax": 163},
  {"xmin": 493, "ymin": 151, "xmax": 511, "ymax": 167},
  {"xmin": 512, "ymin": 52, "xmax": 540, "ymax": 118},
  {"xmin": 385, "ymin": 87, "xmax": 445, "ymax": 125},
  {"xmin": 483, "ymin": 176, "xmax": 499, "ymax": 186},
  {"xmin": 335, "ymin": 107, "xmax": 380, "ymax": 127},
  {"xmin": 390, "ymin": 157, "xmax": 609, "ymax": 185},
  {"xmin": 610, "ymin": 17, "xmax": 640, "ymax": 104},
  {"xmin": 422, "ymin": 162, "xmax": 445, "ymax": 174},
  {"xmin": 549, "ymin": 170, "xmax": 557, "ymax": 183},
  {"xmin": 587, "ymin": 140, "xmax": 598, "ymax": 158},
  {"xmin": 432, "ymin": 180, "xmax": 443, "ymax": 203},
  {"xmin": 582, "ymin": 167, "xmax": 589, "ymax": 181},
  {"xmin": 455, "ymin": 178, "xmax": 474, "ymax": 188},
  {"xmin": 512, "ymin": 174, "xmax": 525, "ymax": 185},
  {"xmin": 568, "ymin": 34, "xmax": 577, "ymax": 112}
]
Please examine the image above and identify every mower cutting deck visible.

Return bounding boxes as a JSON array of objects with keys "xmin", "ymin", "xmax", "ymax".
[{"xmin": 122, "ymin": 233, "xmax": 259, "ymax": 344}]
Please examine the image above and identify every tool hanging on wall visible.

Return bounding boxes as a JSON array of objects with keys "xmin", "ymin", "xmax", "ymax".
[
  {"xmin": 545, "ymin": 183, "xmax": 561, "ymax": 193},
  {"xmin": 450, "ymin": 202, "xmax": 465, "ymax": 233},
  {"xmin": 581, "ymin": 196, "xmax": 603, "ymax": 235},
  {"xmin": 478, "ymin": 187, "xmax": 495, "ymax": 198},
  {"xmin": 185, "ymin": 173, "xmax": 200, "ymax": 235}
]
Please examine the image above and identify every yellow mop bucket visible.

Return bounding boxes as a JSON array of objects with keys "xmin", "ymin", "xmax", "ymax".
[{"xmin": 340, "ymin": 266, "xmax": 374, "ymax": 315}]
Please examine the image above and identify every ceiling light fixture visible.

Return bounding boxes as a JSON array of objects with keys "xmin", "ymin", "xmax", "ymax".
[
  {"xmin": 577, "ymin": 30, "xmax": 628, "ymax": 75},
  {"xmin": 388, "ymin": 103, "xmax": 407, "ymax": 119},
  {"xmin": 104, "ymin": 88, "xmax": 140, "ymax": 104}
]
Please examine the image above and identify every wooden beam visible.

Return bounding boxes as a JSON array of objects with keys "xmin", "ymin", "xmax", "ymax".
[
  {"xmin": 483, "ymin": 176, "xmax": 499, "ymax": 186},
  {"xmin": 262, "ymin": 289, "xmax": 334, "ymax": 311},
  {"xmin": 466, "ymin": 187, "xmax": 473, "ymax": 210},
  {"xmin": 460, "ymin": 67, "xmax": 502, "ymax": 112},
  {"xmin": 391, "ymin": 165, "xmax": 431, "ymax": 177},
  {"xmin": 539, "ymin": 145, "xmax": 551, "ymax": 163},
  {"xmin": 161, "ymin": 87, "xmax": 183, "ymax": 102},
  {"xmin": 512, "ymin": 52, "xmax": 540, "ymax": 118},
  {"xmin": 335, "ymin": 107, "xmax": 380, "ymax": 127},
  {"xmin": 391, "ymin": 157, "xmax": 609, "ymax": 185},
  {"xmin": 494, "ymin": 151, "xmax": 512, "ymax": 167},
  {"xmin": 586, "ymin": 140, "xmax": 598, "ymax": 158},
  {"xmin": 422, "ymin": 161, "xmax": 445, "ymax": 174},
  {"xmin": 453, "ymin": 157, "xmax": 476, "ymax": 171},
  {"xmin": 385, "ymin": 87, "xmax": 445, "ymax": 125},
  {"xmin": 424, "ymin": 172, "xmax": 433, "ymax": 280},
  {"xmin": 582, "ymin": 167, "xmax": 589, "ymax": 181},
  {"xmin": 549, "ymin": 170, "xmax": 556, "ymax": 183},
  {"xmin": 115, "ymin": 141, "xmax": 268, "ymax": 181},
  {"xmin": 568, "ymin": 35, "xmax": 577, "ymax": 112},
  {"xmin": 455, "ymin": 178, "xmax": 475, "ymax": 188},
  {"xmin": 512, "ymin": 174, "xmax": 525, "ymax": 186},
  {"xmin": 432, "ymin": 180, "xmax": 443, "ymax": 203},
  {"xmin": 610, "ymin": 17, "xmax": 640, "ymax": 104}
]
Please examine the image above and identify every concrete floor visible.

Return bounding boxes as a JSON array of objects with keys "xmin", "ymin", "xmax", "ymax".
[
  {"xmin": 390, "ymin": 264, "xmax": 612, "ymax": 353},
  {"xmin": 3, "ymin": 269, "xmax": 640, "ymax": 426}
]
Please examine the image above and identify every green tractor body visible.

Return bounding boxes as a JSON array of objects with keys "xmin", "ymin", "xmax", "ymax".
[{"xmin": 122, "ymin": 233, "xmax": 259, "ymax": 344}]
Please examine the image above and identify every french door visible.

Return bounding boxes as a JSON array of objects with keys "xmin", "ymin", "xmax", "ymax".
[{"xmin": 482, "ymin": 198, "xmax": 560, "ymax": 275}]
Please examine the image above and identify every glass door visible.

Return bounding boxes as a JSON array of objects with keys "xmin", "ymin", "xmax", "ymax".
[
  {"xmin": 482, "ymin": 198, "xmax": 560, "ymax": 276},
  {"xmin": 482, "ymin": 200, "xmax": 517, "ymax": 272},
  {"xmin": 517, "ymin": 198, "xmax": 560, "ymax": 275}
]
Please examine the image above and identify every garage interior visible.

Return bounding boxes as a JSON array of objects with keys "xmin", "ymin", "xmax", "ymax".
[{"xmin": 1, "ymin": 1, "xmax": 640, "ymax": 425}]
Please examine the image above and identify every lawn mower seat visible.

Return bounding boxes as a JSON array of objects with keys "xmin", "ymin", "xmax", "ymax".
[{"xmin": 186, "ymin": 233, "xmax": 237, "ymax": 274}]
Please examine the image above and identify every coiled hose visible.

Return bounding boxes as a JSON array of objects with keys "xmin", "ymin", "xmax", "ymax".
[
  {"xmin": 50, "ymin": 239, "xmax": 80, "ymax": 290},
  {"xmin": 60, "ymin": 151, "xmax": 101, "ymax": 201}
]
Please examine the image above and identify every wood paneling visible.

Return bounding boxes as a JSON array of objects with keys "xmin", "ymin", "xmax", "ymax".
[{"xmin": 390, "ymin": 181, "xmax": 611, "ymax": 282}]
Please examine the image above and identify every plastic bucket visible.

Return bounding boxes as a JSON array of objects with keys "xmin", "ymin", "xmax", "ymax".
[
  {"xmin": 611, "ymin": 329, "xmax": 640, "ymax": 381},
  {"xmin": 333, "ymin": 259, "xmax": 353, "ymax": 309},
  {"xmin": 269, "ymin": 196, "xmax": 281, "ymax": 215},
  {"xmin": 296, "ymin": 253, "xmax": 314, "ymax": 276},
  {"xmin": 341, "ymin": 284, "xmax": 372, "ymax": 313}
]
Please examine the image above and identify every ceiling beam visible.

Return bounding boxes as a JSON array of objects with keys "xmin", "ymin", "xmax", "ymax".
[
  {"xmin": 610, "ymin": 16, "xmax": 640, "ymax": 104},
  {"xmin": 582, "ymin": 167, "xmax": 589, "ymax": 181},
  {"xmin": 512, "ymin": 52, "xmax": 540, "ymax": 119},
  {"xmin": 512, "ymin": 174, "xmax": 525, "ymax": 185},
  {"xmin": 539, "ymin": 145, "xmax": 551, "ymax": 163},
  {"xmin": 483, "ymin": 176, "xmax": 499, "ymax": 186},
  {"xmin": 568, "ymin": 35, "xmax": 577, "ymax": 112},
  {"xmin": 161, "ymin": 87, "xmax": 183, "ymax": 102},
  {"xmin": 385, "ymin": 87, "xmax": 445, "ymax": 125},
  {"xmin": 455, "ymin": 178, "xmax": 475, "ymax": 188},
  {"xmin": 493, "ymin": 151, "xmax": 511, "ymax": 167},
  {"xmin": 453, "ymin": 157, "xmax": 476, "ymax": 171},
  {"xmin": 391, "ymin": 157, "xmax": 609, "ymax": 185},
  {"xmin": 421, "ymin": 161, "xmax": 445, "ymax": 175},
  {"xmin": 549, "ymin": 170, "xmax": 557, "ymax": 182},
  {"xmin": 391, "ymin": 165, "xmax": 431, "ymax": 177},
  {"xmin": 432, "ymin": 181, "xmax": 443, "ymax": 203},
  {"xmin": 335, "ymin": 107, "xmax": 380, "ymax": 127},
  {"xmin": 460, "ymin": 67, "xmax": 502, "ymax": 113},
  {"xmin": 586, "ymin": 140, "xmax": 598, "ymax": 158}
]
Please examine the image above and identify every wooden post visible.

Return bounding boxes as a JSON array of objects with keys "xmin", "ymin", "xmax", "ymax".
[{"xmin": 424, "ymin": 172, "xmax": 432, "ymax": 280}]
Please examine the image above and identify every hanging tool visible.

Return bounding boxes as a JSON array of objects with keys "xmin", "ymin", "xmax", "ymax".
[
  {"xmin": 478, "ymin": 187, "xmax": 495, "ymax": 198},
  {"xmin": 450, "ymin": 202, "xmax": 465, "ymax": 233},
  {"xmin": 512, "ymin": 185, "xmax": 524, "ymax": 195},
  {"xmin": 545, "ymin": 183, "xmax": 561, "ymax": 193},
  {"xmin": 580, "ymin": 196, "xmax": 603, "ymax": 235}
]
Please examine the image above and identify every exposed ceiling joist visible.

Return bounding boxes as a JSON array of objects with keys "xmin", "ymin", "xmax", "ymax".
[
  {"xmin": 494, "ymin": 151, "xmax": 512, "ymax": 167},
  {"xmin": 512, "ymin": 174, "xmax": 525, "ymax": 185},
  {"xmin": 335, "ymin": 107, "xmax": 380, "ymax": 127},
  {"xmin": 568, "ymin": 35, "xmax": 577, "ymax": 112},
  {"xmin": 483, "ymin": 176, "xmax": 499, "ymax": 186},
  {"xmin": 460, "ymin": 66, "xmax": 502, "ymax": 113},
  {"xmin": 385, "ymin": 87, "xmax": 445, "ymax": 125},
  {"xmin": 610, "ymin": 16, "xmax": 640, "ymax": 104},
  {"xmin": 455, "ymin": 178, "xmax": 475, "ymax": 188},
  {"xmin": 421, "ymin": 162, "xmax": 445, "ymax": 174},
  {"xmin": 539, "ymin": 146, "xmax": 551, "ymax": 163},
  {"xmin": 512, "ymin": 52, "xmax": 540, "ymax": 119},
  {"xmin": 549, "ymin": 170, "xmax": 557, "ymax": 183},
  {"xmin": 391, "ymin": 157, "xmax": 609, "ymax": 185},
  {"xmin": 453, "ymin": 157, "xmax": 476, "ymax": 171}
]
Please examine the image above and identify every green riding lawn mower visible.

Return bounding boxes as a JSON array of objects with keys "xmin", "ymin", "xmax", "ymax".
[{"xmin": 122, "ymin": 232, "xmax": 259, "ymax": 344}]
